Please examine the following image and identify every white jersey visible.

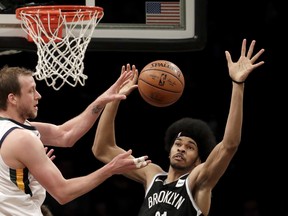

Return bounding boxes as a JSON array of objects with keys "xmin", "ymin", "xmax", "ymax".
[{"xmin": 0, "ymin": 117, "xmax": 46, "ymax": 216}]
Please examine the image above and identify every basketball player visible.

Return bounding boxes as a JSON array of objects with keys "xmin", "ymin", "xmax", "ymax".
[
  {"xmin": 0, "ymin": 66, "xmax": 150, "ymax": 216},
  {"xmin": 92, "ymin": 39, "xmax": 265, "ymax": 216}
]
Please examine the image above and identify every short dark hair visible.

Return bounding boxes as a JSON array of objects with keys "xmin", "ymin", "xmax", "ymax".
[{"xmin": 164, "ymin": 117, "xmax": 216, "ymax": 162}]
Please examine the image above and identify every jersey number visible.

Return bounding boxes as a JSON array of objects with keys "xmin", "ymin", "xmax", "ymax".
[{"xmin": 155, "ymin": 211, "xmax": 167, "ymax": 216}]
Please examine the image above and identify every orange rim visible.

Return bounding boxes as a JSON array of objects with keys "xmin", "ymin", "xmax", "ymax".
[{"xmin": 16, "ymin": 5, "xmax": 104, "ymax": 21}]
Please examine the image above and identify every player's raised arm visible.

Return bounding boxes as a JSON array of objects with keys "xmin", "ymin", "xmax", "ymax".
[
  {"xmin": 193, "ymin": 39, "xmax": 265, "ymax": 191},
  {"xmin": 31, "ymin": 68, "xmax": 133, "ymax": 148}
]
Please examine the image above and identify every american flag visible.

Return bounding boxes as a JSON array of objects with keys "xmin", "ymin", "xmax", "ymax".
[{"xmin": 146, "ymin": 1, "xmax": 180, "ymax": 25}]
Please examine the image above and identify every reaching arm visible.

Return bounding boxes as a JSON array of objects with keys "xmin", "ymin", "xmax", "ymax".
[
  {"xmin": 1, "ymin": 128, "xmax": 150, "ymax": 205},
  {"xmin": 30, "ymin": 69, "xmax": 133, "ymax": 147},
  {"xmin": 188, "ymin": 39, "xmax": 265, "ymax": 216},
  {"xmin": 92, "ymin": 64, "xmax": 138, "ymax": 161},
  {"xmin": 193, "ymin": 39, "xmax": 265, "ymax": 190},
  {"xmin": 92, "ymin": 64, "xmax": 163, "ymax": 184}
]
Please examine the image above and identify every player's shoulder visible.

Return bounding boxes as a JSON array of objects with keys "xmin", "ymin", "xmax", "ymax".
[
  {"xmin": 147, "ymin": 163, "xmax": 165, "ymax": 176},
  {"xmin": 145, "ymin": 163, "xmax": 166, "ymax": 185},
  {"xmin": 5, "ymin": 127, "xmax": 40, "ymax": 147},
  {"xmin": 187, "ymin": 163, "xmax": 205, "ymax": 188},
  {"xmin": 1, "ymin": 126, "xmax": 42, "ymax": 169},
  {"xmin": 189, "ymin": 163, "xmax": 203, "ymax": 177}
]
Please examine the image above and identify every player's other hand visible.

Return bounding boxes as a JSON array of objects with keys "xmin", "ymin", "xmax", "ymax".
[{"xmin": 108, "ymin": 149, "xmax": 151, "ymax": 175}]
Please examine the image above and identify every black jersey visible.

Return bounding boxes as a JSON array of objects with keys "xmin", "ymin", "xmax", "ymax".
[{"xmin": 138, "ymin": 173, "xmax": 204, "ymax": 216}]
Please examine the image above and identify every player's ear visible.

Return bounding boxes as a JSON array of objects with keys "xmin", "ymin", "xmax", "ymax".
[{"xmin": 8, "ymin": 93, "xmax": 17, "ymax": 105}]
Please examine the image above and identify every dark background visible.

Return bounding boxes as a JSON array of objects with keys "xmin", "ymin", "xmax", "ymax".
[{"xmin": 0, "ymin": 0, "xmax": 286, "ymax": 215}]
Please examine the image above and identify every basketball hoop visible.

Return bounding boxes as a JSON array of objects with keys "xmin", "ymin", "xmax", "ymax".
[{"xmin": 16, "ymin": 5, "xmax": 104, "ymax": 90}]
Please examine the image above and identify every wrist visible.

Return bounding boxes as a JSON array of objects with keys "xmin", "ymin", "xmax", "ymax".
[{"xmin": 231, "ymin": 78, "xmax": 245, "ymax": 84}]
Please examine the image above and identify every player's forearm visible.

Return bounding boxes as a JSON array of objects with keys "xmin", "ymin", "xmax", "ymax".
[
  {"xmin": 51, "ymin": 165, "xmax": 114, "ymax": 204},
  {"xmin": 222, "ymin": 83, "xmax": 244, "ymax": 148},
  {"xmin": 58, "ymin": 100, "xmax": 105, "ymax": 147},
  {"xmin": 92, "ymin": 100, "xmax": 121, "ymax": 158}
]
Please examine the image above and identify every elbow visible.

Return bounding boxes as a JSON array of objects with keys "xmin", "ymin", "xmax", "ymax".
[
  {"xmin": 233, "ymin": 137, "xmax": 241, "ymax": 148},
  {"xmin": 48, "ymin": 182, "xmax": 74, "ymax": 205},
  {"xmin": 227, "ymin": 145, "xmax": 239, "ymax": 154},
  {"xmin": 224, "ymin": 134, "xmax": 241, "ymax": 149},
  {"xmin": 52, "ymin": 193, "xmax": 72, "ymax": 205},
  {"xmin": 91, "ymin": 143, "xmax": 105, "ymax": 161},
  {"xmin": 56, "ymin": 198, "xmax": 69, "ymax": 205},
  {"xmin": 92, "ymin": 143, "xmax": 99, "ymax": 158},
  {"xmin": 54, "ymin": 141, "xmax": 74, "ymax": 148},
  {"xmin": 48, "ymin": 136, "xmax": 75, "ymax": 148},
  {"xmin": 61, "ymin": 135, "xmax": 77, "ymax": 148},
  {"xmin": 63, "ymin": 142, "xmax": 75, "ymax": 148},
  {"xmin": 92, "ymin": 143, "xmax": 117, "ymax": 164},
  {"xmin": 226, "ymin": 140, "xmax": 240, "ymax": 153}
]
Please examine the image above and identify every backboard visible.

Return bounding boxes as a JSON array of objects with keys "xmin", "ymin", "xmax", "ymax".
[{"xmin": 0, "ymin": 0, "xmax": 206, "ymax": 52}]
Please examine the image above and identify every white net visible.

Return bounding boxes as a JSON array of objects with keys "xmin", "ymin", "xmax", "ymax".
[{"xmin": 17, "ymin": 6, "xmax": 104, "ymax": 90}]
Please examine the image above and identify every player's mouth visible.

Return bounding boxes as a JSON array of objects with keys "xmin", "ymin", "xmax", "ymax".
[{"xmin": 174, "ymin": 153, "xmax": 184, "ymax": 160}]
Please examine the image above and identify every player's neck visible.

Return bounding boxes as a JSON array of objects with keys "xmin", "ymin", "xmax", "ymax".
[
  {"xmin": 0, "ymin": 111, "xmax": 26, "ymax": 124},
  {"xmin": 166, "ymin": 170, "xmax": 189, "ymax": 184}
]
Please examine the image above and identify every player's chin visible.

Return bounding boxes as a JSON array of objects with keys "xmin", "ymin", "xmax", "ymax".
[
  {"xmin": 29, "ymin": 111, "xmax": 38, "ymax": 119},
  {"xmin": 171, "ymin": 159, "xmax": 185, "ymax": 167}
]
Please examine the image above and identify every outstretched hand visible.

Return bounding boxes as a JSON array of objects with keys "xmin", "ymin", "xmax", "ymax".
[
  {"xmin": 95, "ymin": 66, "xmax": 134, "ymax": 106},
  {"xmin": 225, "ymin": 39, "xmax": 265, "ymax": 83},
  {"xmin": 108, "ymin": 149, "xmax": 151, "ymax": 175},
  {"xmin": 119, "ymin": 64, "xmax": 139, "ymax": 96}
]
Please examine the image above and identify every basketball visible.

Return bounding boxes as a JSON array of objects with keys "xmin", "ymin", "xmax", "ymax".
[{"xmin": 138, "ymin": 60, "xmax": 185, "ymax": 107}]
